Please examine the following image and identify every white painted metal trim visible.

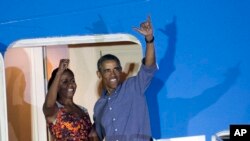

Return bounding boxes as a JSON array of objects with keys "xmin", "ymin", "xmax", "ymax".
[
  {"xmin": 8, "ymin": 34, "xmax": 141, "ymax": 48},
  {"xmin": 0, "ymin": 53, "xmax": 9, "ymax": 141}
]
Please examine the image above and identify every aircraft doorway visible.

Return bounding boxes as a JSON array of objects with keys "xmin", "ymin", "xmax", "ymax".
[{"xmin": 3, "ymin": 34, "xmax": 142, "ymax": 141}]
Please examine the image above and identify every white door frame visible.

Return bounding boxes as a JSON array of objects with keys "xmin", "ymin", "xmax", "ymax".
[{"xmin": 0, "ymin": 53, "xmax": 9, "ymax": 141}]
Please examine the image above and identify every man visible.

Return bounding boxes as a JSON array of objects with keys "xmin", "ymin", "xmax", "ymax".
[{"xmin": 93, "ymin": 16, "xmax": 157, "ymax": 141}]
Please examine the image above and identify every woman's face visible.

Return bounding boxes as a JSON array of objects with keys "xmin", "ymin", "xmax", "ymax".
[{"xmin": 58, "ymin": 71, "xmax": 77, "ymax": 99}]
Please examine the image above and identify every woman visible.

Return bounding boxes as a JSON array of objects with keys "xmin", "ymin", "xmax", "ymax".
[{"xmin": 43, "ymin": 59, "xmax": 95, "ymax": 141}]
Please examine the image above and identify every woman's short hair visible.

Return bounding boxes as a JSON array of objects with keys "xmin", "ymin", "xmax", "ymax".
[{"xmin": 47, "ymin": 68, "xmax": 74, "ymax": 90}]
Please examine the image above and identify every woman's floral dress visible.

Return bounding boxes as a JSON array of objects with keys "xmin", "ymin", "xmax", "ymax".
[{"xmin": 48, "ymin": 103, "xmax": 92, "ymax": 141}]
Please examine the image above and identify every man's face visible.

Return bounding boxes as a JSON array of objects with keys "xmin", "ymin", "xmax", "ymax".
[{"xmin": 98, "ymin": 60, "xmax": 122, "ymax": 93}]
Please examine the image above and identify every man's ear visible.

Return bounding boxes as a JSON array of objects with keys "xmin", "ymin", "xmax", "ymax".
[{"xmin": 96, "ymin": 71, "xmax": 102, "ymax": 79}]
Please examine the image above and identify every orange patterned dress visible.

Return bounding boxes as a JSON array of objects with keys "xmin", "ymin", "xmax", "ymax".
[{"xmin": 48, "ymin": 103, "xmax": 92, "ymax": 141}]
